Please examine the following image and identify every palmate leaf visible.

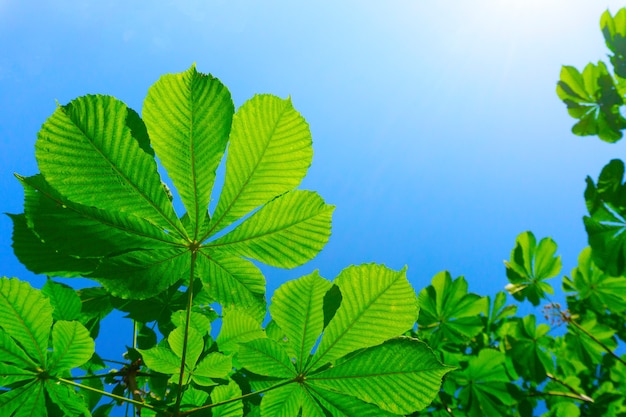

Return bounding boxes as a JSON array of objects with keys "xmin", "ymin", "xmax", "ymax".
[
  {"xmin": 556, "ymin": 62, "xmax": 626, "ymax": 143},
  {"xmin": 0, "ymin": 278, "xmax": 53, "ymax": 366},
  {"xmin": 454, "ymin": 349, "xmax": 518, "ymax": 417},
  {"xmin": 417, "ymin": 271, "xmax": 487, "ymax": 347},
  {"xmin": 0, "ymin": 279, "xmax": 95, "ymax": 417},
  {"xmin": 583, "ymin": 159, "xmax": 626, "ymax": 276},
  {"xmin": 237, "ymin": 265, "xmax": 452, "ymax": 416},
  {"xmin": 563, "ymin": 247, "xmax": 626, "ymax": 314},
  {"xmin": 601, "ymin": 8, "xmax": 626, "ymax": 79},
  {"xmin": 498, "ymin": 315, "xmax": 554, "ymax": 383},
  {"xmin": 12, "ymin": 65, "xmax": 333, "ymax": 307},
  {"xmin": 504, "ymin": 231, "xmax": 561, "ymax": 306}
]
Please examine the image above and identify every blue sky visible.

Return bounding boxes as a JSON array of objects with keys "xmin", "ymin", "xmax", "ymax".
[{"xmin": 2, "ymin": 1, "xmax": 626, "ymax": 361}]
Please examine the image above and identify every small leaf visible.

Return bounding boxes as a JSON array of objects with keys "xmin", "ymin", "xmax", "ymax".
[
  {"xmin": 417, "ymin": 271, "xmax": 487, "ymax": 346},
  {"xmin": 191, "ymin": 352, "xmax": 233, "ymax": 386},
  {"xmin": 556, "ymin": 62, "xmax": 626, "ymax": 143},
  {"xmin": 238, "ymin": 338, "xmax": 296, "ymax": 378},
  {"xmin": 211, "ymin": 380, "xmax": 243, "ymax": 417},
  {"xmin": 168, "ymin": 327, "xmax": 203, "ymax": 370},
  {"xmin": 139, "ymin": 346, "xmax": 181, "ymax": 375},
  {"xmin": 564, "ymin": 247, "xmax": 626, "ymax": 313},
  {"xmin": 216, "ymin": 309, "xmax": 266, "ymax": 355},
  {"xmin": 504, "ymin": 231, "xmax": 560, "ymax": 305}
]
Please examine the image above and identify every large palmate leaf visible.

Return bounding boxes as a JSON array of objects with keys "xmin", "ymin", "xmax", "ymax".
[
  {"xmin": 0, "ymin": 278, "xmax": 95, "ymax": 417},
  {"xmin": 557, "ymin": 61, "xmax": 626, "ymax": 143},
  {"xmin": 504, "ymin": 231, "xmax": 561, "ymax": 306},
  {"xmin": 236, "ymin": 264, "xmax": 453, "ymax": 416},
  {"xmin": 583, "ymin": 159, "xmax": 626, "ymax": 276},
  {"xmin": 11, "ymin": 65, "xmax": 334, "ymax": 307},
  {"xmin": 417, "ymin": 271, "xmax": 487, "ymax": 347}
]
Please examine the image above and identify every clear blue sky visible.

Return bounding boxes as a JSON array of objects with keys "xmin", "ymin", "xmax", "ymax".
[{"xmin": 2, "ymin": 1, "xmax": 626, "ymax": 360}]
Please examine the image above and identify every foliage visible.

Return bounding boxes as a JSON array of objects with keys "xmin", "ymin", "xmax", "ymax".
[
  {"xmin": 2, "ymin": 65, "xmax": 451, "ymax": 416},
  {"xmin": 4, "ymin": 7, "xmax": 626, "ymax": 417}
]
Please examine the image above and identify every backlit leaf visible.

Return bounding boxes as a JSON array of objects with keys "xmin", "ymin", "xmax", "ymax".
[
  {"xmin": 143, "ymin": 65, "xmax": 233, "ymax": 238},
  {"xmin": 0, "ymin": 278, "xmax": 53, "ymax": 366},
  {"xmin": 310, "ymin": 264, "xmax": 418, "ymax": 369},
  {"xmin": 504, "ymin": 231, "xmax": 560, "ymax": 305},
  {"xmin": 48, "ymin": 320, "xmax": 95, "ymax": 373}
]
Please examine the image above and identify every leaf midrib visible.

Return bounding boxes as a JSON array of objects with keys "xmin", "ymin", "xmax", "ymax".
[
  {"xmin": 306, "ymin": 271, "xmax": 403, "ymax": 373},
  {"xmin": 61, "ymin": 107, "xmax": 187, "ymax": 240},
  {"xmin": 202, "ymin": 101, "xmax": 289, "ymax": 242}
]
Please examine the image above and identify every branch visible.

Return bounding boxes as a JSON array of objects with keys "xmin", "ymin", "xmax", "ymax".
[
  {"xmin": 563, "ymin": 311, "xmax": 626, "ymax": 368},
  {"xmin": 544, "ymin": 373, "xmax": 593, "ymax": 403},
  {"xmin": 57, "ymin": 377, "xmax": 158, "ymax": 411},
  {"xmin": 174, "ymin": 250, "xmax": 199, "ymax": 411}
]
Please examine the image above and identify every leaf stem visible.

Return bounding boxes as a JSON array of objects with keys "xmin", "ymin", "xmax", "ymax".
[
  {"xmin": 545, "ymin": 373, "xmax": 593, "ymax": 403},
  {"xmin": 56, "ymin": 377, "xmax": 158, "ymax": 411},
  {"xmin": 180, "ymin": 378, "xmax": 296, "ymax": 416},
  {"xmin": 174, "ymin": 250, "xmax": 199, "ymax": 411},
  {"xmin": 561, "ymin": 310, "xmax": 626, "ymax": 367}
]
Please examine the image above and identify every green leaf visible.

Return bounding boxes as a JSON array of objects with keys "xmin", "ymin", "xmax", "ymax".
[
  {"xmin": 208, "ymin": 190, "xmax": 334, "ymax": 268},
  {"xmin": 0, "ymin": 380, "xmax": 46, "ymax": 417},
  {"xmin": 18, "ymin": 174, "xmax": 175, "ymax": 259},
  {"xmin": 556, "ymin": 62, "xmax": 626, "ymax": 143},
  {"xmin": 269, "ymin": 271, "xmax": 332, "ymax": 372},
  {"xmin": 9, "ymin": 213, "xmax": 99, "ymax": 277},
  {"xmin": 211, "ymin": 380, "xmax": 243, "ymax": 417},
  {"xmin": 601, "ymin": 8, "xmax": 626, "ymax": 78},
  {"xmin": 504, "ymin": 231, "xmax": 561, "ymax": 305},
  {"xmin": 308, "ymin": 338, "xmax": 454, "ymax": 415},
  {"xmin": 310, "ymin": 264, "xmax": 418, "ymax": 369},
  {"xmin": 564, "ymin": 247, "xmax": 626, "ymax": 313},
  {"xmin": 259, "ymin": 384, "xmax": 309, "ymax": 417},
  {"xmin": 139, "ymin": 346, "xmax": 181, "ymax": 375},
  {"xmin": 0, "ymin": 327, "xmax": 38, "ymax": 369},
  {"xmin": 35, "ymin": 94, "xmax": 184, "ymax": 236},
  {"xmin": 0, "ymin": 278, "xmax": 53, "ymax": 366},
  {"xmin": 207, "ymin": 94, "xmax": 313, "ymax": 236},
  {"xmin": 45, "ymin": 381, "xmax": 90, "ymax": 417},
  {"xmin": 191, "ymin": 352, "xmax": 232, "ymax": 386},
  {"xmin": 168, "ymin": 326, "xmax": 203, "ymax": 371},
  {"xmin": 417, "ymin": 271, "xmax": 487, "ymax": 346},
  {"xmin": 499, "ymin": 315, "xmax": 554, "ymax": 383},
  {"xmin": 171, "ymin": 310, "xmax": 212, "ymax": 336},
  {"xmin": 216, "ymin": 308, "xmax": 266, "ymax": 355},
  {"xmin": 0, "ymin": 361, "xmax": 36, "ymax": 386},
  {"xmin": 238, "ymin": 338, "xmax": 296, "ymax": 378},
  {"xmin": 143, "ymin": 65, "xmax": 233, "ymax": 237},
  {"xmin": 565, "ymin": 312, "xmax": 617, "ymax": 366},
  {"xmin": 583, "ymin": 159, "xmax": 626, "ymax": 276},
  {"xmin": 48, "ymin": 321, "xmax": 95, "ymax": 373},
  {"xmin": 455, "ymin": 349, "xmax": 517, "ymax": 417},
  {"xmin": 196, "ymin": 252, "xmax": 266, "ymax": 322},
  {"xmin": 307, "ymin": 385, "xmax": 399, "ymax": 417},
  {"xmin": 42, "ymin": 279, "xmax": 82, "ymax": 321}
]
